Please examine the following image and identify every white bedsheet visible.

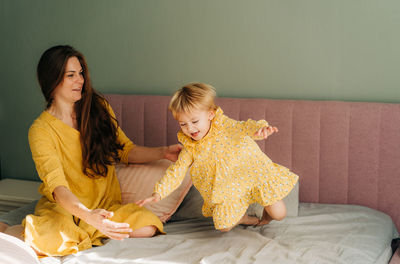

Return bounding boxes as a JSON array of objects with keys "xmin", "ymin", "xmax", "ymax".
[{"xmin": 39, "ymin": 203, "xmax": 397, "ymax": 264}]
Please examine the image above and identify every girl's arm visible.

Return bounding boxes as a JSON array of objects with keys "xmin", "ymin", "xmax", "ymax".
[
  {"xmin": 53, "ymin": 186, "xmax": 132, "ymax": 240},
  {"xmin": 223, "ymin": 115, "xmax": 272, "ymax": 140},
  {"xmin": 254, "ymin": 125, "xmax": 279, "ymax": 139},
  {"xmin": 154, "ymin": 147, "xmax": 193, "ymax": 199},
  {"xmin": 136, "ymin": 147, "xmax": 193, "ymax": 206}
]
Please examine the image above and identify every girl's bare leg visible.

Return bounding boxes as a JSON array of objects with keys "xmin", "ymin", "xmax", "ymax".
[
  {"xmin": 258, "ymin": 200, "xmax": 287, "ymax": 226},
  {"xmin": 219, "ymin": 214, "xmax": 259, "ymax": 232}
]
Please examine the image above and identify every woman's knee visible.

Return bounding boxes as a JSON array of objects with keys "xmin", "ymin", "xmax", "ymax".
[{"xmin": 129, "ymin": 225, "xmax": 157, "ymax": 238}]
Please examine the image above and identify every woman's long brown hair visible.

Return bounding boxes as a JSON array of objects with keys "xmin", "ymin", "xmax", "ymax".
[{"xmin": 37, "ymin": 45, "xmax": 124, "ymax": 178}]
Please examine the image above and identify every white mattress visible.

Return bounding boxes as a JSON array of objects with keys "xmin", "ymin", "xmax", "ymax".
[{"xmin": 33, "ymin": 203, "xmax": 398, "ymax": 264}]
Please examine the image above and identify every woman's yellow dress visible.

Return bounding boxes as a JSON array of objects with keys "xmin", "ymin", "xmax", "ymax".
[
  {"xmin": 155, "ymin": 107, "xmax": 299, "ymax": 230},
  {"xmin": 23, "ymin": 105, "xmax": 163, "ymax": 256}
]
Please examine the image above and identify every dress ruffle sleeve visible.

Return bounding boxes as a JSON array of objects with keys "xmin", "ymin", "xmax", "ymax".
[{"xmin": 216, "ymin": 108, "xmax": 269, "ymax": 140}]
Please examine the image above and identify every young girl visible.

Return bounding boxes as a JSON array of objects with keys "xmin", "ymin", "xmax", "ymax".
[{"xmin": 137, "ymin": 83, "xmax": 299, "ymax": 231}]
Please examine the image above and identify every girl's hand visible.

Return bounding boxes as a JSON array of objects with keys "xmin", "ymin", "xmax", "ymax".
[
  {"xmin": 164, "ymin": 144, "xmax": 182, "ymax": 162},
  {"xmin": 83, "ymin": 209, "xmax": 132, "ymax": 240},
  {"xmin": 135, "ymin": 193, "xmax": 161, "ymax": 207},
  {"xmin": 254, "ymin": 125, "xmax": 279, "ymax": 139}
]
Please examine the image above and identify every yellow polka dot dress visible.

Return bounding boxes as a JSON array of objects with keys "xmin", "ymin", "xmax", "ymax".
[{"xmin": 155, "ymin": 107, "xmax": 298, "ymax": 230}]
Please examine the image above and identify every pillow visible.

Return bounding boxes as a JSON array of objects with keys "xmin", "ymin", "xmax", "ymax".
[
  {"xmin": 171, "ymin": 182, "xmax": 299, "ymax": 221},
  {"xmin": 115, "ymin": 159, "xmax": 192, "ymax": 223}
]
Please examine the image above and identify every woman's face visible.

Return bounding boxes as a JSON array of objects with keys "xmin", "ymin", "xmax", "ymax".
[{"xmin": 53, "ymin": 56, "xmax": 84, "ymax": 104}]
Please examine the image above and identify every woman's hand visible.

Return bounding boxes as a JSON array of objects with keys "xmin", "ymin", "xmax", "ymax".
[
  {"xmin": 53, "ymin": 186, "xmax": 132, "ymax": 241},
  {"xmin": 135, "ymin": 193, "xmax": 161, "ymax": 207},
  {"xmin": 163, "ymin": 144, "xmax": 182, "ymax": 162},
  {"xmin": 254, "ymin": 125, "xmax": 279, "ymax": 139},
  {"xmin": 82, "ymin": 209, "xmax": 133, "ymax": 241}
]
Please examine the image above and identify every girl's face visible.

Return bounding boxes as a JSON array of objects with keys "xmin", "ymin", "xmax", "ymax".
[
  {"xmin": 177, "ymin": 108, "xmax": 215, "ymax": 141},
  {"xmin": 53, "ymin": 56, "xmax": 84, "ymax": 105}
]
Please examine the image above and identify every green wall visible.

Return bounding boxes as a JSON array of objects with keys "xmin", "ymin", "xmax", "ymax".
[{"xmin": 1, "ymin": 0, "xmax": 400, "ymax": 181}]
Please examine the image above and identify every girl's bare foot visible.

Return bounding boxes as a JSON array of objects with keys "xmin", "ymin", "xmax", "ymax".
[
  {"xmin": 240, "ymin": 214, "xmax": 260, "ymax": 226},
  {"xmin": 219, "ymin": 214, "xmax": 260, "ymax": 232},
  {"xmin": 258, "ymin": 209, "xmax": 273, "ymax": 226}
]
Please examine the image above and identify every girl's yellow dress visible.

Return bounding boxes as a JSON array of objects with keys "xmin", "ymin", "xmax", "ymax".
[
  {"xmin": 155, "ymin": 107, "xmax": 299, "ymax": 230},
  {"xmin": 23, "ymin": 105, "xmax": 163, "ymax": 256}
]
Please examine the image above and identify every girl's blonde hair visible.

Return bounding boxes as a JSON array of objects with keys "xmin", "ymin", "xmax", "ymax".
[{"xmin": 169, "ymin": 83, "xmax": 217, "ymax": 119}]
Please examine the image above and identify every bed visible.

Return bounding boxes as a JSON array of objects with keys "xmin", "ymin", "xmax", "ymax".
[
  {"xmin": 32, "ymin": 203, "xmax": 394, "ymax": 264},
  {"xmin": 1, "ymin": 94, "xmax": 399, "ymax": 264}
]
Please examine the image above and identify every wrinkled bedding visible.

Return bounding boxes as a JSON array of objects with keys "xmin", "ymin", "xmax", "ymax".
[{"xmin": 40, "ymin": 203, "xmax": 398, "ymax": 264}]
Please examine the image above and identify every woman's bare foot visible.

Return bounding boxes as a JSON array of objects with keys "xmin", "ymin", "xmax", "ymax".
[
  {"xmin": 4, "ymin": 224, "xmax": 24, "ymax": 240},
  {"xmin": 0, "ymin": 222, "xmax": 10, "ymax": 232},
  {"xmin": 258, "ymin": 209, "xmax": 273, "ymax": 226}
]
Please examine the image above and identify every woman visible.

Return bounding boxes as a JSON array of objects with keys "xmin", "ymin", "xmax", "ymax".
[{"xmin": 18, "ymin": 45, "xmax": 181, "ymax": 256}]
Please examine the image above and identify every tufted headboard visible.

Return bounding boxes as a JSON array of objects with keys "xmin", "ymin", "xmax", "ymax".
[{"xmin": 105, "ymin": 94, "xmax": 400, "ymax": 231}]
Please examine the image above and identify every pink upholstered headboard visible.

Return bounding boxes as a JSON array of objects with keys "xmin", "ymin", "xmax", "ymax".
[{"xmin": 105, "ymin": 94, "xmax": 400, "ymax": 230}]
